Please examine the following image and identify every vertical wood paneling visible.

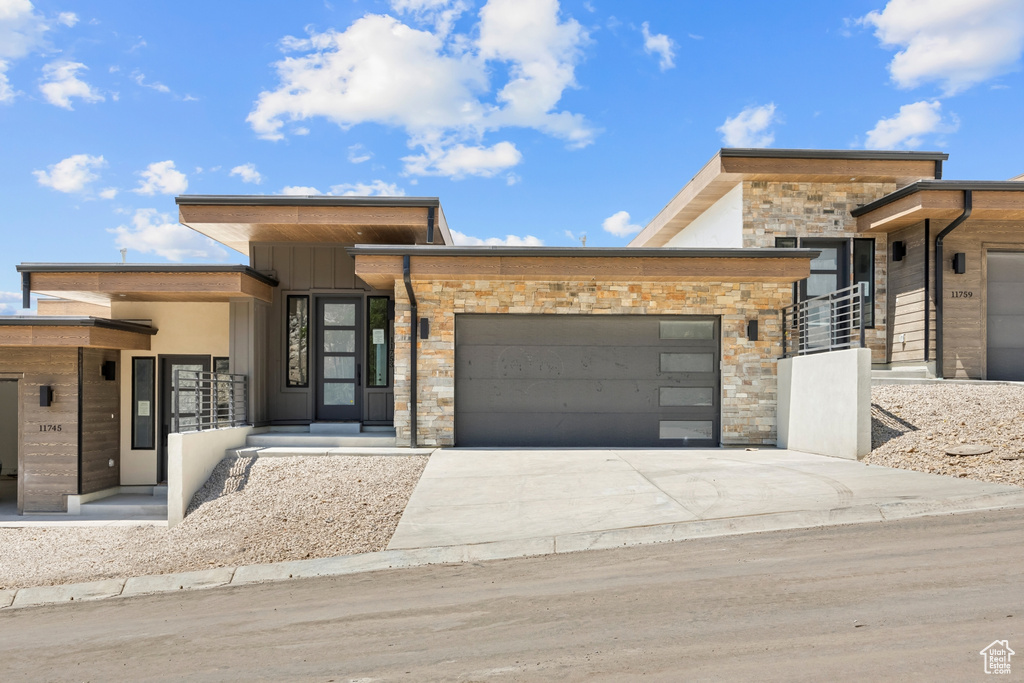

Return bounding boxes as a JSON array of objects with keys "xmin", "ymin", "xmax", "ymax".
[
  {"xmin": 80, "ymin": 348, "xmax": 120, "ymax": 494},
  {"xmin": 334, "ymin": 246, "xmax": 356, "ymax": 289},
  {"xmin": 291, "ymin": 246, "xmax": 312, "ymax": 290},
  {"xmin": 313, "ymin": 247, "xmax": 334, "ymax": 289},
  {"xmin": 888, "ymin": 222, "xmax": 928, "ymax": 363}
]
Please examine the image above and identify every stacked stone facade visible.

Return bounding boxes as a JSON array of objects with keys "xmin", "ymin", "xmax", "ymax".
[
  {"xmin": 742, "ymin": 180, "xmax": 895, "ymax": 362},
  {"xmin": 394, "ymin": 278, "xmax": 792, "ymax": 448}
]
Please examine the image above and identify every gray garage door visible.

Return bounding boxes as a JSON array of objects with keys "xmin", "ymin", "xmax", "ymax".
[
  {"xmin": 455, "ymin": 315, "xmax": 721, "ymax": 447},
  {"xmin": 988, "ymin": 252, "xmax": 1024, "ymax": 381}
]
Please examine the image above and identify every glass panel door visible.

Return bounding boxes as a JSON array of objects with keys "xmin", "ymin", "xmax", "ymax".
[{"xmin": 316, "ymin": 297, "xmax": 362, "ymax": 421}]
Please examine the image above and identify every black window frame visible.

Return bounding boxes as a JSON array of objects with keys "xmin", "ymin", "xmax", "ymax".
[
  {"xmin": 366, "ymin": 295, "xmax": 391, "ymax": 388},
  {"xmin": 131, "ymin": 356, "xmax": 156, "ymax": 450},
  {"xmin": 285, "ymin": 295, "xmax": 310, "ymax": 388},
  {"xmin": 853, "ymin": 238, "xmax": 876, "ymax": 328}
]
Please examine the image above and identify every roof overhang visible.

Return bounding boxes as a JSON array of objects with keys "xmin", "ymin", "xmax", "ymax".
[
  {"xmin": 630, "ymin": 148, "xmax": 949, "ymax": 247},
  {"xmin": 176, "ymin": 195, "xmax": 453, "ymax": 253},
  {"xmin": 852, "ymin": 182, "xmax": 1024, "ymax": 232},
  {"xmin": 0, "ymin": 317, "xmax": 157, "ymax": 349},
  {"xmin": 17, "ymin": 264, "xmax": 278, "ymax": 306},
  {"xmin": 348, "ymin": 245, "xmax": 818, "ymax": 290}
]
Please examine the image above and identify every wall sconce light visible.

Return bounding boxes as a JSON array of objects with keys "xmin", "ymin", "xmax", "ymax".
[
  {"xmin": 40, "ymin": 385, "xmax": 53, "ymax": 407},
  {"xmin": 101, "ymin": 360, "xmax": 116, "ymax": 381},
  {"xmin": 747, "ymin": 319, "xmax": 759, "ymax": 342},
  {"xmin": 953, "ymin": 253, "xmax": 967, "ymax": 274},
  {"xmin": 419, "ymin": 317, "xmax": 430, "ymax": 340},
  {"xmin": 891, "ymin": 241, "xmax": 906, "ymax": 262}
]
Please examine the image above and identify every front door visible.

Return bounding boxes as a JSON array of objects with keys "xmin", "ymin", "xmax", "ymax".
[
  {"xmin": 158, "ymin": 354, "xmax": 210, "ymax": 484},
  {"xmin": 316, "ymin": 297, "xmax": 363, "ymax": 421}
]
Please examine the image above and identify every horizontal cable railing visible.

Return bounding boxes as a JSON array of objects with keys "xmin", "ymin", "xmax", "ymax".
[
  {"xmin": 781, "ymin": 283, "xmax": 865, "ymax": 358},
  {"xmin": 172, "ymin": 370, "xmax": 248, "ymax": 434}
]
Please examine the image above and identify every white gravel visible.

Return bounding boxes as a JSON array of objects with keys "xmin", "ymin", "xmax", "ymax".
[
  {"xmin": 867, "ymin": 384, "xmax": 1024, "ymax": 488},
  {"xmin": 0, "ymin": 454, "xmax": 428, "ymax": 590}
]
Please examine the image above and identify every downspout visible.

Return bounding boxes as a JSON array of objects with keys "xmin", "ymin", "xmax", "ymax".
[
  {"xmin": 403, "ymin": 255, "xmax": 418, "ymax": 447},
  {"xmin": 923, "ymin": 219, "xmax": 929, "ymax": 362},
  {"xmin": 934, "ymin": 190, "xmax": 972, "ymax": 379}
]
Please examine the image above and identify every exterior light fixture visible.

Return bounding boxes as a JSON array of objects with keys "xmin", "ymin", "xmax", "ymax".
[
  {"xmin": 40, "ymin": 385, "xmax": 53, "ymax": 407},
  {"xmin": 102, "ymin": 360, "xmax": 116, "ymax": 381},
  {"xmin": 891, "ymin": 241, "xmax": 906, "ymax": 262},
  {"xmin": 747, "ymin": 319, "xmax": 759, "ymax": 341},
  {"xmin": 420, "ymin": 317, "xmax": 430, "ymax": 340},
  {"xmin": 953, "ymin": 253, "xmax": 966, "ymax": 274}
]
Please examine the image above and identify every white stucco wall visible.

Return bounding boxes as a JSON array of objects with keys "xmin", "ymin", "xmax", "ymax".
[
  {"xmin": 663, "ymin": 183, "xmax": 743, "ymax": 248},
  {"xmin": 113, "ymin": 302, "xmax": 231, "ymax": 485},
  {"xmin": 167, "ymin": 425, "xmax": 252, "ymax": 526},
  {"xmin": 777, "ymin": 348, "xmax": 871, "ymax": 460}
]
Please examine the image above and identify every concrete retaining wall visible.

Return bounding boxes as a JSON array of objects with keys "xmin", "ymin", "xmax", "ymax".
[
  {"xmin": 167, "ymin": 426, "xmax": 253, "ymax": 527},
  {"xmin": 777, "ymin": 348, "xmax": 871, "ymax": 459}
]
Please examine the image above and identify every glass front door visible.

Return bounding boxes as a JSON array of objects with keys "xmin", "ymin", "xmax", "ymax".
[{"xmin": 316, "ymin": 297, "xmax": 362, "ymax": 421}]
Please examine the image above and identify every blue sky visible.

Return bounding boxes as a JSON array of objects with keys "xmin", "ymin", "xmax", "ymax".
[{"xmin": 2, "ymin": 0, "xmax": 1023, "ymax": 313}]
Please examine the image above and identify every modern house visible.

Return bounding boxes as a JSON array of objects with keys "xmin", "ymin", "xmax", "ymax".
[{"xmin": 1, "ymin": 148, "xmax": 1021, "ymax": 517}]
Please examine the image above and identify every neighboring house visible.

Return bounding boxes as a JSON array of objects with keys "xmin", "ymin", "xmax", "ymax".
[{"xmin": 0, "ymin": 147, "xmax": 1019, "ymax": 515}]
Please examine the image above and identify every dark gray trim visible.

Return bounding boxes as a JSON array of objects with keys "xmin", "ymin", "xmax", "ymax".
[
  {"xmin": 924, "ymin": 219, "xmax": 930, "ymax": 362},
  {"xmin": 427, "ymin": 206, "xmax": 435, "ymax": 245},
  {"xmin": 935, "ymin": 160, "xmax": 943, "ymax": 180},
  {"xmin": 934, "ymin": 191, "xmax": 973, "ymax": 379},
  {"xmin": 403, "ymin": 255, "xmax": 417, "ymax": 448},
  {"xmin": 175, "ymin": 194, "xmax": 441, "ymax": 209},
  {"xmin": 77, "ymin": 347, "xmax": 83, "ymax": 496},
  {"xmin": 852, "ymin": 181, "xmax": 1024, "ymax": 217},
  {"xmin": 16, "ymin": 263, "xmax": 279, "ymax": 287},
  {"xmin": 0, "ymin": 316, "xmax": 158, "ymax": 335},
  {"xmin": 347, "ymin": 245, "xmax": 821, "ymax": 259},
  {"xmin": 720, "ymin": 148, "xmax": 949, "ymax": 162},
  {"xmin": 21, "ymin": 272, "xmax": 30, "ymax": 310}
]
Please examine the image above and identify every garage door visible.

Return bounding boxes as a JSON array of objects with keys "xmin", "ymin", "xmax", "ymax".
[
  {"xmin": 988, "ymin": 252, "xmax": 1024, "ymax": 381},
  {"xmin": 455, "ymin": 315, "xmax": 720, "ymax": 447}
]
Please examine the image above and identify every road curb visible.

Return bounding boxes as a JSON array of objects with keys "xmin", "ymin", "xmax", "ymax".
[{"xmin": 3, "ymin": 493, "xmax": 1024, "ymax": 611}]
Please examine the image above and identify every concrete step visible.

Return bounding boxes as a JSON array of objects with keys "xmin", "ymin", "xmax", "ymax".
[
  {"xmin": 245, "ymin": 432, "xmax": 397, "ymax": 448},
  {"xmin": 308, "ymin": 422, "xmax": 362, "ymax": 435},
  {"xmin": 78, "ymin": 494, "xmax": 168, "ymax": 518},
  {"xmin": 871, "ymin": 365, "xmax": 933, "ymax": 380},
  {"xmin": 228, "ymin": 446, "xmax": 435, "ymax": 458}
]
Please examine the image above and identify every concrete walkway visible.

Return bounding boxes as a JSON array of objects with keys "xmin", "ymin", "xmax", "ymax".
[{"xmin": 387, "ymin": 448, "xmax": 1024, "ymax": 550}]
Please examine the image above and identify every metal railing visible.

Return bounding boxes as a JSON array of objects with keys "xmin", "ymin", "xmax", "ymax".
[
  {"xmin": 172, "ymin": 370, "xmax": 248, "ymax": 433},
  {"xmin": 781, "ymin": 283, "xmax": 866, "ymax": 358}
]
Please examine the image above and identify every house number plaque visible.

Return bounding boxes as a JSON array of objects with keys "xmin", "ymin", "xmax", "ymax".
[
  {"xmin": 951, "ymin": 291, "xmax": 974, "ymax": 298},
  {"xmin": 39, "ymin": 424, "xmax": 63, "ymax": 432}
]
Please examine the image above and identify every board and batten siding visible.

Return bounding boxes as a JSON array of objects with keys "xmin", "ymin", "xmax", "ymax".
[
  {"xmin": 251, "ymin": 243, "xmax": 394, "ymax": 424},
  {"xmin": 937, "ymin": 220, "xmax": 1024, "ymax": 378},
  {"xmin": 0, "ymin": 348, "xmax": 78, "ymax": 513}
]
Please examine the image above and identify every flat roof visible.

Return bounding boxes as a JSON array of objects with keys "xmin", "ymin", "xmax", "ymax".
[
  {"xmin": 0, "ymin": 316, "xmax": 157, "ymax": 334},
  {"xmin": 347, "ymin": 245, "xmax": 821, "ymax": 259},
  {"xmin": 720, "ymin": 148, "xmax": 948, "ymax": 161},
  {"xmin": 16, "ymin": 263, "xmax": 279, "ymax": 286},
  {"xmin": 851, "ymin": 180, "xmax": 1024, "ymax": 217},
  {"xmin": 175, "ymin": 194, "xmax": 442, "ymax": 208}
]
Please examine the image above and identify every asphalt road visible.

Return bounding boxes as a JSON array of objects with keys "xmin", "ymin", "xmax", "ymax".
[{"xmin": 2, "ymin": 509, "xmax": 1022, "ymax": 682}]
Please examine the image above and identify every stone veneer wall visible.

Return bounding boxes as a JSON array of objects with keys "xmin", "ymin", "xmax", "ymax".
[
  {"xmin": 743, "ymin": 181, "xmax": 895, "ymax": 363},
  {"xmin": 394, "ymin": 279, "xmax": 793, "ymax": 448}
]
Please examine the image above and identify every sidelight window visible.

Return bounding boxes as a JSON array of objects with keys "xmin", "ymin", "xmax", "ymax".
[{"xmin": 286, "ymin": 296, "xmax": 309, "ymax": 388}]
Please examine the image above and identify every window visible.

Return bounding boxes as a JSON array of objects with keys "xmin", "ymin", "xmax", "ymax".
[
  {"xmin": 774, "ymin": 236, "xmax": 797, "ymax": 248},
  {"xmin": 801, "ymin": 239, "xmax": 849, "ymax": 299},
  {"xmin": 213, "ymin": 357, "xmax": 230, "ymax": 374},
  {"xmin": 367, "ymin": 296, "xmax": 390, "ymax": 387},
  {"xmin": 286, "ymin": 296, "xmax": 309, "ymax": 388},
  {"xmin": 131, "ymin": 357, "xmax": 155, "ymax": 450},
  {"xmin": 853, "ymin": 239, "xmax": 875, "ymax": 328}
]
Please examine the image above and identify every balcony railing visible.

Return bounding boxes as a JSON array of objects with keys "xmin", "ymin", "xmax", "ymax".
[
  {"xmin": 172, "ymin": 370, "xmax": 248, "ymax": 433},
  {"xmin": 781, "ymin": 283, "xmax": 866, "ymax": 358}
]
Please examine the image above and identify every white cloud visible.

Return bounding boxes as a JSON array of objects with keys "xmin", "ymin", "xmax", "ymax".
[
  {"xmin": 402, "ymin": 141, "xmax": 522, "ymax": 178},
  {"xmin": 347, "ymin": 143, "xmax": 372, "ymax": 164},
  {"xmin": 248, "ymin": 0, "xmax": 595, "ymax": 179},
  {"xmin": 641, "ymin": 21, "xmax": 676, "ymax": 71},
  {"xmin": 57, "ymin": 11, "xmax": 77, "ymax": 27},
  {"xmin": 0, "ymin": 60, "xmax": 14, "ymax": 104},
  {"xmin": 108, "ymin": 208, "xmax": 228, "ymax": 262},
  {"xmin": 601, "ymin": 210, "xmax": 642, "ymax": 237},
  {"xmin": 450, "ymin": 229, "xmax": 543, "ymax": 246},
  {"xmin": 865, "ymin": 99, "xmax": 957, "ymax": 149},
  {"xmin": 131, "ymin": 70, "xmax": 171, "ymax": 94},
  {"xmin": 717, "ymin": 103, "xmax": 778, "ymax": 148},
  {"xmin": 32, "ymin": 153, "xmax": 106, "ymax": 193},
  {"xmin": 0, "ymin": 290, "xmax": 32, "ymax": 315},
  {"xmin": 0, "ymin": 0, "xmax": 49, "ymax": 61},
  {"xmin": 230, "ymin": 163, "xmax": 263, "ymax": 184},
  {"xmin": 99, "ymin": 187, "xmax": 118, "ymax": 199},
  {"xmin": 390, "ymin": 0, "xmax": 469, "ymax": 37},
  {"xmin": 39, "ymin": 61, "xmax": 104, "ymax": 109},
  {"xmin": 281, "ymin": 185, "xmax": 322, "ymax": 195},
  {"xmin": 329, "ymin": 180, "xmax": 405, "ymax": 196},
  {"xmin": 860, "ymin": 0, "xmax": 1024, "ymax": 95},
  {"xmin": 133, "ymin": 160, "xmax": 188, "ymax": 195}
]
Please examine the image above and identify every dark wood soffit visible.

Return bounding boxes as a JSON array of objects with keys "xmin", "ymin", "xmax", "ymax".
[{"xmin": 353, "ymin": 254, "xmax": 810, "ymax": 290}]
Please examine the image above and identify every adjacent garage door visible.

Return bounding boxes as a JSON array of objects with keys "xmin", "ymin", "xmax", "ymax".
[
  {"xmin": 455, "ymin": 315, "xmax": 720, "ymax": 447},
  {"xmin": 987, "ymin": 252, "xmax": 1024, "ymax": 381}
]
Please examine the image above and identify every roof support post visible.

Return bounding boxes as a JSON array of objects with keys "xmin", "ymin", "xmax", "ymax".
[
  {"xmin": 934, "ymin": 190, "xmax": 972, "ymax": 379},
  {"xmin": 403, "ymin": 254, "xmax": 418, "ymax": 447},
  {"xmin": 21, "ymin": 272, "xmax": 31, "ymax": 310}
]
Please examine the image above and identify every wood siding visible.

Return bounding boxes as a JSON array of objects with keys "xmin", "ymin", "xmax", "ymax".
[
  {"xmin": 887, "ymin": 222, "xmax": 934, "ymax": 363},
  {"xmin": 80, "ymin": 348, "xmax": 120, "ymax": 494},
  {"xmin": 939, "ymin": 220, "xmax": 1024, "ymax": 378},
  {"xmin": 0, "ymin": 348, "xmax": 79, "ymax": 513}
]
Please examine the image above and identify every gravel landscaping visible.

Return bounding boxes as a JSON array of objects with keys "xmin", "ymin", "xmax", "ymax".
[
  {"xmin": 868, "ymin": 384, "xmax": 1024, "ymax": 488},
  {"xmin": 0, "ymin": 454, "xmax": 428, "ymax": 590}
]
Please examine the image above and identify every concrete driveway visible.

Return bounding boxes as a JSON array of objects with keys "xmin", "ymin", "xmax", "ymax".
[{"xmin": 388, "ymin": 448, "xmax": 1024, "ymax": 551}]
